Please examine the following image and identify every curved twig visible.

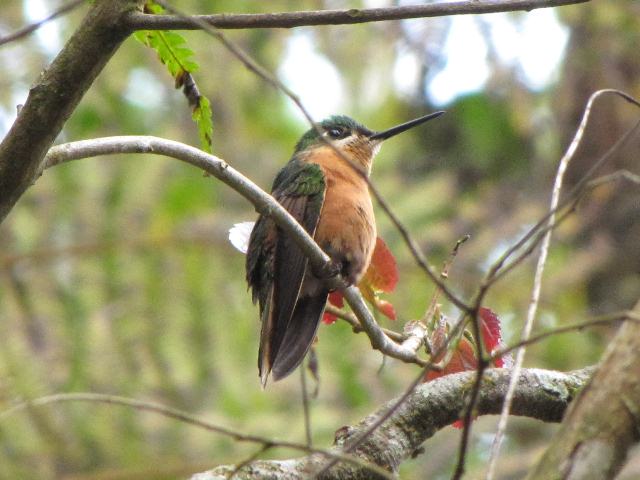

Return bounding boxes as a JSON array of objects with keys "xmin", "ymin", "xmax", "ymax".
[
  {"xmin": 0, "ymin": 0, "xmax": 85, "ymax": 47},
  {"xmin": 126, "ymin": 0, "xmax": 590, "ymax": 31},
  {"xmin": 0, "ymin": 393, "xmax": 394, "ymax": 480}
]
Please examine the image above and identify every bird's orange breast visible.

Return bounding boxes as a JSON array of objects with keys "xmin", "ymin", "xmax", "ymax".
[{"xmin": 305, "ymin": 147, "xmax": 377, "ymax": 285}]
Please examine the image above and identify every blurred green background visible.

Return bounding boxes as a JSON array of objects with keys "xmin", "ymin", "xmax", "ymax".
[{"xmin": 0, "ymin": 0, "xmax": 639, "ymax": 478}]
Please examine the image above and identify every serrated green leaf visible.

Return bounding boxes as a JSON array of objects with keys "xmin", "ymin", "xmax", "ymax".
[
  {"xmin": 134, "ymin": 1, "xmax": 214, "ymax": 153},
  {"xmin": 193, "ymin": 96, "xmax": 213, "ymax": 153}
]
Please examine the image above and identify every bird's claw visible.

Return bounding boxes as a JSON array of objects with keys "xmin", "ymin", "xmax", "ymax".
[{"xmin": 315, "ymin": 260, "xmax": 342, "ymax": 280}]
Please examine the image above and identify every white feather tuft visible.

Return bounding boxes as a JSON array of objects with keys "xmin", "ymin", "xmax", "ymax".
[{"xmin": 228, "ymin": 221, "xmax": 255, "ymax": 254}]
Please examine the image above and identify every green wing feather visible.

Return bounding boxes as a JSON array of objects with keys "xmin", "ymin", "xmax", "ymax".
[{"xmin": 246, "ymin": 160, "xmax": 326, "ymax": 384}]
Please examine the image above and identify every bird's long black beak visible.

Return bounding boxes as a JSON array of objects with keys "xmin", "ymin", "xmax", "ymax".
[{"xmin": 369, "ymin": 111, "xmax": 445, "ymax": 141}]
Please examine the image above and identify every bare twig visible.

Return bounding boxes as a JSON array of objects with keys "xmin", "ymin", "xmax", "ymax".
[
  {"xmin": 0, "ymin": 393, "xmax": 395, "ymax": 480},
  {"xmin": 126, "ymin": 0, "xmax": 590, "ymax": 31},
  {"xmin": 0, "ymin": 0, "xmax": 85, "ymax": 47},
  {"xmin": 424, "ymin": 235, "xmax": 471, "ymax": 325},
  {"xmin": 484, "ymin": 91, "xmax": 640, "ymax": 284},
  {"xmin": 449, "ymin": 89, "xmax": 640, "ymax": 480},
  {"xmin": 325, "ymin": 304, "xmax": 406, "ymax": 343},
  {"xmin": 491, "ymin": 310, "xmax": 640, "ymax": 361},
  {"xmin": 491, "ymin": 164, "xmax": 640, "ymax": 287},
  {"xmin": 300, "ymin": 366, "xmax": 312, "ymax": 448},
  {"xmin": 485, "ymin": 89, "xmax": 640, "ymax": 480},
  {"xmin": 226, "ymin": 444, "xmax": 272, "ymax": 480},
  {"xmin": 451, "ymin": 313, "xmax": 488, "ymax": 480}
]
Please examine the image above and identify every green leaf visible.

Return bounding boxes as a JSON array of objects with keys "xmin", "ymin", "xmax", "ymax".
[
  {"xmin": 134, "ymin": 1, "xmax": 213, "ymax": 153},
  {"xmin": 193, "ymin": 96, "xmax": 213, "ymax": 154}
]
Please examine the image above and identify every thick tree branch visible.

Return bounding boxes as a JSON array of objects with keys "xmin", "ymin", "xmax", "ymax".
[
  {"xmin": 43, "ymin": 136, "xmax": 427, "ymax": 366},
  {"xmin": 127, "ymin": 0, "xmax": 589, "ymax": 31},
  {"xmin": 190, "ymin": 367, "xmax": 594, "ymax": 480},
  {"xmin": 0, "ymin": 0, "xmax": 142, "ymax": 224},
  {"xmin": 527, "ymin": 300, "xmax": 640, "ymax": 480}
]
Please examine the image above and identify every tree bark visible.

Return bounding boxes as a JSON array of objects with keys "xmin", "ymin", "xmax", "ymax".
[
  {"xmin": 527, "ymin": 300, "xmax": 640, "ymax": 480},
  {"xmin": 192, "ymin": 367, "xmax": 594, "ymax": 480},
  {"xmin": 0, "ymin": 0, "xmax": 141, "ymax": 223}
]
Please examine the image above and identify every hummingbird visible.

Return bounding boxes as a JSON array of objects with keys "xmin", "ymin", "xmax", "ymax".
[{"xmin": 246, "ymin": 111, "xmax": 445, "ymax": 385}]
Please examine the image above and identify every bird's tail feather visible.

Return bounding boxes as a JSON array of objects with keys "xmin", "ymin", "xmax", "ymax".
[{"xmin": 269, "ymin": 292, "xmax": 328, "ymax": 382}]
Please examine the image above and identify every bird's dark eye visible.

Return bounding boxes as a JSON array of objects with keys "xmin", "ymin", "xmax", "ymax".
[{"xmin": 327, "ymin": 127, "xmax": 346, "ymax": 139}]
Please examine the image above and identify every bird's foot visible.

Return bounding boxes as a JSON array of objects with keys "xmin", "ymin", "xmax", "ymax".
[{"xmin": 314, "ymin": 260, "xmax": 342, "ymax": 280}]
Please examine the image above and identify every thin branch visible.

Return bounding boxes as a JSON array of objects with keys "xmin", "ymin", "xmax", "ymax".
[
  {"xmin": 490, "ymin": 310, "xmax": 640, "ymax": 361},
  {"xmin": 0, "ymin": 393, "xmax": 394, "ymax": 480},
  {"xmin": 0, "ymin": 0, "xmax": 86, "ymax": 47},
  {"xmin": 423, "ymin": 235, "xmax": 471, "ymax": 331},
  {"xmin": 300, "ymin": 366, "xmax": 312, "ymax": 448},
  {"xmin": 449, "ymin": 89, "xmax": 640, "ymax": 480},
  {"xmin": 42, "ymin": 136, "xmax": 426, "ymax": 366},
  {"xmin": 491, "ymin": 164, "xmax": 640, "ymax": 287},
  {"xmin": 483, "ymin": 90, "xmax": 640, "ymax": 284},
  {"xmin": 451, "ymin": 315, "xmax": 488, "ymax": 480},
  {"xmin": 226, "ymin": 444, "xmax": 277, "ymax": 480},
  {"xmin": 326, "ymin": 304, "xmax": 406, "ymax": 343},
  {"xmin": 486, "ymin": 89, "xmax": 640, "ymax": 480},
  {"xmin": 127, "ymin": 0, "xmax": 590, "ymax": 31}
]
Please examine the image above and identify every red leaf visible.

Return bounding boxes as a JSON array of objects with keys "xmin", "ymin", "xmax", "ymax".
[
  {"xmin": 328, "ymin": 291, "xmax": 344, "ymax": 308},
  {"xmin": 323, "ymin": 291, "xmax": 344, "ymax": 325},
  {"xmin": 479, "ymin": 307, "xmax": 510, "ymax": 367},
  {"xmin": 322, "ymin": 312, "xmax": 337, "ymax": 325},
  {"xmin": 360, "ymin": 237, "xmax": 398, "ymax": 293},
  {"xmin": 425, "ymin": 337, "xmax": 478, "ymax": 381},
  {"xmin": 375, "ymin": 300, "xmax": 396, "ymax": 321},
  {"xmin": 424, "ymin": 308, "xmax": 510, "ymax": 428}
]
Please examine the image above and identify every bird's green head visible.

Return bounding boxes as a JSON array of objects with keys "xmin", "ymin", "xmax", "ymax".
[
  {"xmin": 294, "ymin": 115, "xmax": 373, "ymax": 153},
  {"xmin": 292, "ymin": 112, "xmax": 446, "ymax": 163}
]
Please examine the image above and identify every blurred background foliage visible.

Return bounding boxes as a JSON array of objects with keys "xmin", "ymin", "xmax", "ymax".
[{"xmin": 0, "ymin": 0, "xmax": 639, "ymax": 478}]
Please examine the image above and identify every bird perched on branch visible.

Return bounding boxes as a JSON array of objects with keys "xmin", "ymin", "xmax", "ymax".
[{"xmin": 246, "ymin": 111, "xmax": 444, "ymax": 385}]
